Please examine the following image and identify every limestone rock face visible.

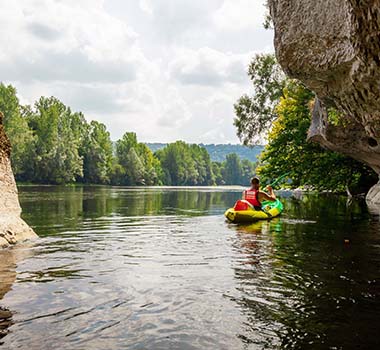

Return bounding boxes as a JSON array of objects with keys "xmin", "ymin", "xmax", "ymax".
[
  {"xmin": 268, "ymin": 0, "xmax": 380, "ymax": 204},
  {"xmin": 0, "ymin": 112, "xmax": 37, "ymax": 247}
]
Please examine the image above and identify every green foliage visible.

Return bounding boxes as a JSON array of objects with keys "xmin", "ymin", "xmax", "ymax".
[
  {"xmin": 116, "ymin": 132, "xmax": 161, "ymax": 185},
  {"xmin": 110, "ymin": 162, "xmax": 126, "ymax": 186},
  {"xmin": 125, "ymin": 147, "xmax": 145, "ymax": 185},
  {"xmin": 241, "ymin": 158, "xmax": 257, "ymax": 185},
  {"xmin": 212, "ymin": 162, "xmax": 224, "ymax": 185},
  {"xmin": 219, "ymin": 153, "xmax": 257, "ymax": 185},
  {"xmin": 258, "ymin": 81, "xmax": 377, "ymax": 192},
  {"xmin": 263, "ymin": 1, "xmax": 273, "ymax": 29},
  {"xmin": 27, "ymin": 96, "xmax": 83, "ymax": 184},
  {"xmin": 0, "ymin": 84, "xmax": 35, "ymax": 179},
  {"xmin": 150, "ymin": 143, "xmax": 257, "ymax": 186},
  {"xmin": 155, "ymin": 141, "xmax": 213, "ymax": 186},
  {"xmin": 136, "ymin": 143, "xmax": 162, "ymax": 185},
  {"xmin": 82, "ymin": 121, "xmax": 113, "ymax": 184},
  {"xmin": 327, "ymin": 107, "xmax": 347, "ymax": 126},
  {"xmin": 0, "ymin": 82, "xmax": 257, "ymax": 187},
  {"xmin": 234, "ymin": 54, "xmax": 285, "ymax": 145},
  {"xmin": 234, "ymin": 54, "xmax": 377, "ymax": 192},
  {"xmin": 222, "ymin": 153, "xmax": 242, "ymax": 185},
  {"xmin": 147, "ymin": 142, "xmax": 263, "ymax": 162}
]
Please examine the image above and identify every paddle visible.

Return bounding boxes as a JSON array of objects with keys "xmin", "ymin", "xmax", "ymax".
[{"xmin": 265, "ymin": 172, "xmax": 291, "ymax": 189}]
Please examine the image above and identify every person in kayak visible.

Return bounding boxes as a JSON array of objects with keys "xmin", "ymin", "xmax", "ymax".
[{"xmin": 242, "ymin": 176, "xmax": 276, "ymax": 210}]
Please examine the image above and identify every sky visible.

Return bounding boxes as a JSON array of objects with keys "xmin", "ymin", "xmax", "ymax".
[{"xmin": 0, "ymin": 0, "xmax": 274, "ymax": 143}]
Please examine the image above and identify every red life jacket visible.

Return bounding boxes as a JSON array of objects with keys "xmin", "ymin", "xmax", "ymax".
[{"xmin": 244, "ymin": 189, "xmax": 261, "ymax": 207}]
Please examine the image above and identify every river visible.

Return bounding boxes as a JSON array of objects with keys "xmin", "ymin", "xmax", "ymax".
[{"xmin": 0, "ymin": 186, "xmax": 379, "ymax": 349}]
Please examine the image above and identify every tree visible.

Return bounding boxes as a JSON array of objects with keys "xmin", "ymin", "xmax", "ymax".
[
  {"xmin": 258, "ymin": 80, "xmax": 377, "ymax": 192},
  {"xmin": 241, "ymin": 159, "xmax": 257, "ymax": 185},
  {"xmin": 115, "ymin": 132, "xmax": 161, "ymax": 185},
  {"xmin": 234, "ymin": 54, "xmax": 285, "ymax": 145},
  {"xmin": 156, "ymin": 141, "xmax": 195, "ymax": 185},
  {"xmin": 28, "ymin": 96, "xmax": 83, "ymax": 184},
  {"xmin": 110, "ymin": 162, "xmax": 126, "ymax": 186},
  {"xmin": 136, "ymin": 143, "xmax": 162, "ymax": 185},
  {"xmin": 82, "ymin": 120, "xmax": 113, "ymax": 184},
  {"xmin": 0, "ymin": 83, "xmax": 35, "ymax": 180},
  {"xmin": 212, "ymin": 161, "xmax": 224, "ymax": 185},
  {"xmin": 125, "ymin": 147, "xmax": 145, "ymax": 185},
  {"xmin": 155, "ymin": 141, "xmax": 214, "ymax": 186},
  {"xmin": 192, "ymin": 145, "xmax": 215, "ymax": 185},
  {"xmin": 222, "ymin": 153, "xmax": 243, "ymax": 185}
]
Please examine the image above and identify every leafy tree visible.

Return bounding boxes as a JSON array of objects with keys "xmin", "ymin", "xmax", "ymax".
[
  {"xmin": 136, "ymin": 143, "xmax": 162, "ymax": 185},
  {"xmin": 212, "ymin": 161, "xmax": 224, "ymax": 185},
  {"xmin": 156, "ymin": 141, "xmax": 194, "ymax": 185},
  {"xmin": 241, "ymin": 158, "xmax": 257, "ymax": 185},
  {"xmin": 110, "ymin": 162, "xmax": 126, "ymax": 186},
  {"xmin": 0, "ymin": 83, "xmax": 35, "ymax": 180},
  {"xmin": 222, "ymin": 153, "xmax": 243, "ymax": 185},
  {"xmin": 116, "ymin": 132, "xmax": 161, "ymax": 185},
  {"xmin": 82, "ymin": 120, "xmax": 113, "ymax": 184},
  {"xmin": 155, "ymin": 141, "xmax": 214, "ymax": 186},
  {"xmin": 27, "ymin": 96, "xmax": 83, "ymax": 184},
  {"xmin": 190, "ymin": 144, "xmax": 214, "ymax": 185},
  {"xmin": 234, "ymin": 54, "xmax": 285, "ymax": 145},
  {"xmin": 258, "ymin": 80, "xmax": 377, "ymax": 192},
  {"xmin": 125, "ymin": 147, "xmax": 145, "ymax": 185}
]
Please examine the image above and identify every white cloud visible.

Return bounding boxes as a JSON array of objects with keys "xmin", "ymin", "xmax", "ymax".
[
  {"xmin": 0, "ymin": 51, "xmax": 138, "ymax": 84},
  {"xmin": 169, "ymin": 47, "xmax": 252, "ymax": 87},
  {"xmin": 139, "ymin": 0, "xmax": 153, "ymax": 16},
  {"xmin": 0, "ymin": 0, "xmax": 139, "ymax": 74},
  {"xmin": 213, "ymin": 0, "xmax": 267, "ymax": 31},
  {"xmin": 0, "ymin": 0, "xmax": 272, "ymax": 144},
  {"xmin": 148, "ymin": 0, "xmax": 222, "ymax": 42},
  {"xmin": 156, "ymin": 86, "xmax": 192, "ymax": 128}
]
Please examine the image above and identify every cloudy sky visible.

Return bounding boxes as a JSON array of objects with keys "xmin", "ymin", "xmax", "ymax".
[{"xmin": 0, "ymin": 0, "xmax": 273, "ymax": 143}]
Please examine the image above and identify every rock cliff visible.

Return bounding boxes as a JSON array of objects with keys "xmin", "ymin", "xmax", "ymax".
[
  {"xmin": 0, "ymin": 112, "xmax": 37, "ymax": 247},
  {"xmin": 268, "ymin": 0, "xmax": 380, "ymax": 205}
]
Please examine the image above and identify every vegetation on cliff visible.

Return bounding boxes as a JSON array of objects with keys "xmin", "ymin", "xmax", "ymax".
[{"xmin": 234, "ymin": 54, "xmax": 377, "ymax": 193}]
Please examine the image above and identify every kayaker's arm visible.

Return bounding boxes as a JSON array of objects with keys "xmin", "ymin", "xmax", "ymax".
[{"xmin": 259, "ymin": 186, "xmax": 276, "ymax": 201}]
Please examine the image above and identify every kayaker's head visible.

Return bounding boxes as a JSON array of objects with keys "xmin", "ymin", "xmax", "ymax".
[{"xmin": 250, "ymin": 176, "xmax": 260, "ymax": 190}]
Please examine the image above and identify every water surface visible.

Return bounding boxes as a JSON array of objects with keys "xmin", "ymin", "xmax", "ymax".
[{"xmin": 1, "ymin": 186, "xmax": 380, "ymax": 349}]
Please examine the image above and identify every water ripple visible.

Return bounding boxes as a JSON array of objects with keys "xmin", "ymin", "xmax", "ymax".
[{"xmin": 0, "ymin": 187, "xmax": 379, "ymax": 349}]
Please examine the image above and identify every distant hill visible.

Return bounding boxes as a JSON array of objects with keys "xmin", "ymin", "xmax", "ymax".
[
  {"xmin": 145, "ymin": 143, "xmax": 264, "ymax": 162},
  {"xmin": 146, "ymin": 143, "xmax": 167, "ymax": 153}
]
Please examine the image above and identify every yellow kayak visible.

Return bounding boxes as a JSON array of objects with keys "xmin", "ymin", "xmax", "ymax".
[{"xmin": 224, "ymin": 199, "xmax": 283, "ymax": 223}]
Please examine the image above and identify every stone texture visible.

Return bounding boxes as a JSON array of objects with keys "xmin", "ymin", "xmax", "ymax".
[
  {"xmin": 268, "ymin": 0, "xmax": 380, "ymax": 204},
  {"xmin": 366, "ymin": 183, "xmax": 380, "ymax": 209},
  {"xmin": 0, "ymin": 112, "xmax": 37, "ymax": 247}
]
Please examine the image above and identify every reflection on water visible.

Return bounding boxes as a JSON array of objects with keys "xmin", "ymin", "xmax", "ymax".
[
  {"xmin": 0, "ymin": 186, "xmax": 379, "ymax": 349},
  {"xmin": 0, "ymin": 243, "xmax": 33, "ymax": 343}
]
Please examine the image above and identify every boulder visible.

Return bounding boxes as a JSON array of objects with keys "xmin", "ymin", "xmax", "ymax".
[
  {"xmin": 0, "ymin": 112, "xmax": 37, "ymax": 247},
  {"xmin": 268, "ymin": 0, "xmax": 380, "ymax": 205}
]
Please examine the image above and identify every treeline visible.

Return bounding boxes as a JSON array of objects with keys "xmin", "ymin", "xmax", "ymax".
[
  {"xmin": 146, "ymin": 142, "xmax": 264, "ymax": 162},
  {"xmin": 0, "ymin": 83, "xmax": 256, "ymax": 186}
]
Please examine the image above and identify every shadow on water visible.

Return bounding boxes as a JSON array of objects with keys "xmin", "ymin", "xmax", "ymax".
[{"xmin": 230, "ymin": 192, "xmax": 380, "ymax": 349}]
